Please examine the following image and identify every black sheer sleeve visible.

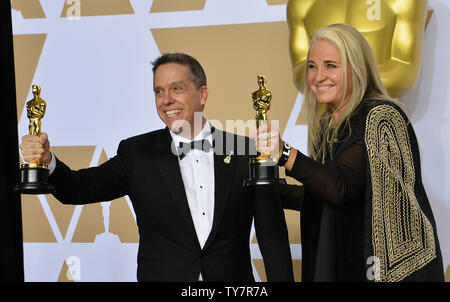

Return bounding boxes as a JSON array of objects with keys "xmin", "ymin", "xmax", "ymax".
[
  {"xmin": 286, "ymin": 140, "xmax": 365, "ymax": 205},
  {"xmin": 280, "ymin": 184, "xmax": 304, "ymax": 211}
]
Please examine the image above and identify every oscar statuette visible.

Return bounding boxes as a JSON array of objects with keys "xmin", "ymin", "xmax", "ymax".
[
  {"xmin": 244, "ymin": 75, "xmax": 286, "ymax": 186},
  {"xmin": 15, "ymin": 85, "xmax": 55, "ymax": 194}
]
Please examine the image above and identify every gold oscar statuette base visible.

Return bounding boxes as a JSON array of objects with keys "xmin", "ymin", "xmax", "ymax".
[
  {"xmin": 243, "ymin": 157, "xmax": 286, "ymax": 187},
  {"xmin": 15, "ymin": 163, "xmax": 55, "ymax": 194}
]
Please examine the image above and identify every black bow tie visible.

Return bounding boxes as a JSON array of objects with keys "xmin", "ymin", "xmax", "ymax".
[{"xmin": 178, "ymin": 139, "xmax": 213, "ymax": 160}]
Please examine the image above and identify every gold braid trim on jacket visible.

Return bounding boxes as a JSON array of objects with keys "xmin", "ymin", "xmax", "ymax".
[{"xmin": 365, "ymin": 104, "xmax": 436, "ymax": 282}]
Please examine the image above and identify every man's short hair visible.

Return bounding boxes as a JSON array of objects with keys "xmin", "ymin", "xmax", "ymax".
[{"xmin": 151, "ymin": 53, "xmax": 207, "ymax": 89}]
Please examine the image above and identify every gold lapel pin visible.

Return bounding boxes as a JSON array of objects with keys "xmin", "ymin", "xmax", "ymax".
[{"xmin": 224, "ymin": 151, "xmax": 234, "ymax": 164}]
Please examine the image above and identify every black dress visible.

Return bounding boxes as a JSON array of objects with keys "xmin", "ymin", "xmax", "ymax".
[{"xmin": 281, "ymin": 99, "xmax": 445, "ymax": 282}]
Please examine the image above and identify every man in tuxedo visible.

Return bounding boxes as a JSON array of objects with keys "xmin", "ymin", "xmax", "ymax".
[{"xmin": 20, "ymin": 53, "xmax": 294, "ymax": 282}]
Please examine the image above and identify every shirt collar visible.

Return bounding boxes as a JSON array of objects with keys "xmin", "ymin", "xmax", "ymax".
[{"xmin": 169, "ymin": 116, "xmax": 213, "ymax": 146}]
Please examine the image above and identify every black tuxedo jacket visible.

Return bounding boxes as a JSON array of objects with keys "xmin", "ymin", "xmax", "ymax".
[{"xmin": 49, "ymin": 128, "xmax": 294, "ymax": 282}]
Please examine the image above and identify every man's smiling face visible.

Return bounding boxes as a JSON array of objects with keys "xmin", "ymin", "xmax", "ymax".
[{"xmin": 153, "ymin": 63, "xmax": 208, "ymax": 136}]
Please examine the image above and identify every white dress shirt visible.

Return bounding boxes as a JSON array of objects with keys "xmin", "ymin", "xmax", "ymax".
[
  {"xmin": 169, "ymin": 119, "xmax": 215, "ymax": 250},
  {"xmin": 170, "ymin": 119, "xmax": 215, "ymax": 281},
  {"xmin": 48, "ymin": 152, "xmax": 56, "ymax": 174}
]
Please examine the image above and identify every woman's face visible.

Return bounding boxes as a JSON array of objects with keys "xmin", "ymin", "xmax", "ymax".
[{"xmin": 307, "ymin": 39, "xmax": 352, "ymax": 111}]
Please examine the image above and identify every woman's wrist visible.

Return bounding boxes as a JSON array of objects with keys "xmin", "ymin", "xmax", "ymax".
[
  {"xmin": 284, "ymin": 147, "xmax": 297, "ymax": 172},
  {"xmin": 278, "ymin": 141, "xmax": 291, "ymax": 166}
]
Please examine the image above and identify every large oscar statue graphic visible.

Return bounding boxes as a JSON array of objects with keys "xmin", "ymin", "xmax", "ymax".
[
  {"xmin": 244, "ymin": 75, "xmax": 286, "ymax": 186},
  {"xmin": 15, "ymin": 85, "xmax": 55, "ymax": 194},
  {"xmin": 287, "ymin": 0, "xmax": 428, "ymax": 97}
]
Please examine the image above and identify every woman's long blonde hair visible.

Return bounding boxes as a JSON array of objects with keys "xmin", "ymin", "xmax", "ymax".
[{"xmin": 300, "ymin": 23, "xmax": 397, "ymax": 162}]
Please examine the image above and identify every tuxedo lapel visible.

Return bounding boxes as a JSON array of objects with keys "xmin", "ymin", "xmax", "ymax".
[
  {"xmin": 204, "ymin": 129, "xmax": 237, "ymax": 250},
  {"xmin": 150, "ymin": 128, "xmax": 201, "ymax": 250}
]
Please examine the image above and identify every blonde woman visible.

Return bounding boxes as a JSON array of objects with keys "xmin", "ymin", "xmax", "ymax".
[{"xmin": 257, "ymin": 24, "xmax": 444, "ymax": 281}]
